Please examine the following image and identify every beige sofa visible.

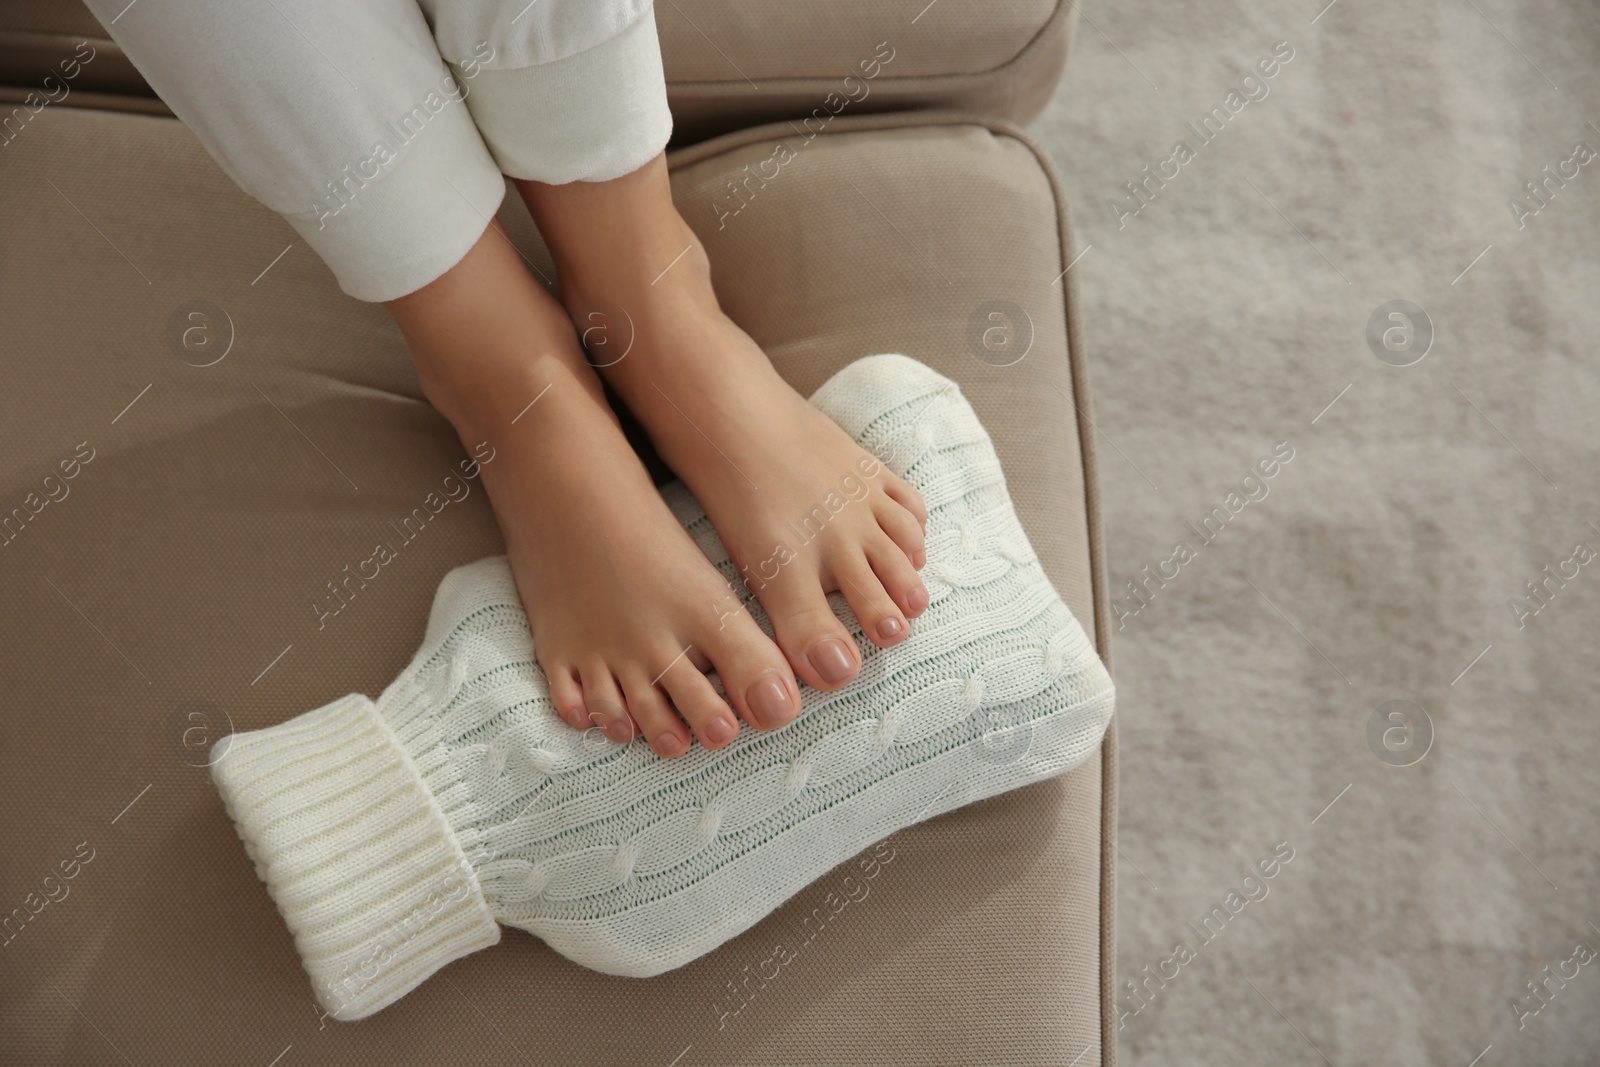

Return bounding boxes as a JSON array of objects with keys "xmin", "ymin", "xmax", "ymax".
[{"xmin": 0, "ymin": 3, "xmax": 1115, "ymax": 1064}]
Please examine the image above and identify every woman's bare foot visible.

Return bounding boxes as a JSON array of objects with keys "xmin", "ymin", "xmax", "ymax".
[
  {"xmin": 385, "ymin": 220, "xmax": 802, "ymax": 756},
  {"xmin": 517, "ymin": 157, "xmax": 930, "ymax": 694}
]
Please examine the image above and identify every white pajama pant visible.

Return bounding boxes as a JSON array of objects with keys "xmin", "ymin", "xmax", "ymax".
[{"xmin": 83, "ymin": 0, "xmax": 673, "ymax": 302}]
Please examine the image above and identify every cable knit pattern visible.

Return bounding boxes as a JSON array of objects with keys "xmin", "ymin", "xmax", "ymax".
[{"xmin": 209, "ymin": 354, "xmax": 1115, "ymax": 1020}]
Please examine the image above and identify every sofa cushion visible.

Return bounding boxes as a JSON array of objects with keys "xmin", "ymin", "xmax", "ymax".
[
  {"xmin": 0, "ymin": 0, "xmax": 1075, "ymax": 139},
  {"xmin": 0, "ymin": 106, "xmax": 1114, "ymax": 1065}
]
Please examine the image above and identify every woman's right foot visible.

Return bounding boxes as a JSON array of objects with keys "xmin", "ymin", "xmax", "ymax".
[{"xmin": 386, "ymin": 222, "xmax": 801, "ymax": 757}]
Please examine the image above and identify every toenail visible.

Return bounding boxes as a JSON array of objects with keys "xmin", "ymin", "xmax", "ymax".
[
  {"xmin": 705, "ymin": 715, "xmax": 736, "ymax": 744},
  {"xmin": 746, "ymin": 673, "xmax": 796, "ymax": 729},
  {"xmin": 908, "ymin": 585, "xmax": 929, "ymax": 612},
  {"xmin": 655, "ymin": 732, "xmax": 687, "ymax": 757},
  {"xmin": 596, "ymin": 714, "xmax": 631, "ymax": 743},
  {"xmin": 877, "ymin": 617, "xmax": 904, "ymax": 641},
  {"xmin": 808, "ymin": 639, "xmax": 857, "ymax": 685}
]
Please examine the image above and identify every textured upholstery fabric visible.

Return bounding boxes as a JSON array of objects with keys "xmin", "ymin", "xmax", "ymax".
[
  {"xmin": 0, "ymin": 106, "xmax": 1113, "ymax": 1064},
  {"xmin": 0, "ymin": 0, "xmax": 1076, "ymax": 141}
]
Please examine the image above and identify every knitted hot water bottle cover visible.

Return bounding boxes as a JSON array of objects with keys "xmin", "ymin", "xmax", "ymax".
[{"xmin": 209, "ymin": 354, "xmax": 1115, "ymax": 1020}]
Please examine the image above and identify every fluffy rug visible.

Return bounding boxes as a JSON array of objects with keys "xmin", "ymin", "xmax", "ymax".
[{"xmin": 1029, "ymin": 2, "xmax": 1600, "ymax": 1064}]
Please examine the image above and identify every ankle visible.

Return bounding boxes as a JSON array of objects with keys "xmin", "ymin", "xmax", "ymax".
[
  {"xmin": 513, "ymin": 158, "xmax": 716, "ymax": 305},
  {"xmin": 434, "ymin": 352, "xmax": 598, "ymax": 444},
  {"xmin": 557, "ymin": 217, "xmax": 713, "ymax": 310}
]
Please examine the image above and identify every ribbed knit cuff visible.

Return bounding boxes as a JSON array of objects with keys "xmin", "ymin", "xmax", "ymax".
[
  {"xmin": 452, "ymin": 6, "xmax": 673, "ymax": 184},
  {"xmin": 209, "ymin": 692, "xmax": 500, "ymax": 1021}
]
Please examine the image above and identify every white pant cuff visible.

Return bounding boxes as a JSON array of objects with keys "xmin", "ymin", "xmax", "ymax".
[
  {"xmin": 281, "ymin": 104, "xmax": 507, "ymax": 303},
  {"xmin": 455, "ymin": 7, "xmax": 673, "ymax": 185}
]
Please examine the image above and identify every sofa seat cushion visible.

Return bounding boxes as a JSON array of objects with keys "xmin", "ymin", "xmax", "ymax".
[
  {"xmin": 0, "ymin": 105, "xmax": 1113, "ymax": 1065},
  {"xmin": 0, "ymin": 0, "xmax": 1076, "ymax": 139}
]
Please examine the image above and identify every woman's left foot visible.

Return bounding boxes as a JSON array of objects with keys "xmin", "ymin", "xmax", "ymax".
[{"xmin": 518, "ymin": 158, "xmax": 930, "ymax": 693}]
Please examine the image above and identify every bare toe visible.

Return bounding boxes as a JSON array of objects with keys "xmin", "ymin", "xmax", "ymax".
[
  {"xmin": 659, "ymin": 659, "xmax": 741, "ymax": 749},
  {"xmin": 580, "ymin": 663, "xmax": 634, "ymax": 743},
  {"xmin": 867, "ymin": 533, "xmax": 930, "ymax": 619},
  {"xmin": 831, "ymin": 548, "xmax": 910, "ymax": 648},
  {"xmin": 758, "ymin": 568, "xmax": 861, "ymax": 692},
  {"xmin": 546, "ymin": 662, "xmax": 588, "ymax": 730},
  {"xmin": 701, "ymin": 607, "xmax": 801, "ymax": 730},
  {"xmin": 874, "ymin": 495, "xmax": 927, "ymax": 570},
  {"xmin": 882, "ymin": 474, "xmax": 928, "ymax": 533},
  {"xmin": 622, "ymin": 672, "xmax": 692, "ymax": 758}
]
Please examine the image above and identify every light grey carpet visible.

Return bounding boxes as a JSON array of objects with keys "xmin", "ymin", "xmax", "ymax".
[{"xmin": 1028, "ymin": 2, "xmax": 1600, "ymax": 1065}]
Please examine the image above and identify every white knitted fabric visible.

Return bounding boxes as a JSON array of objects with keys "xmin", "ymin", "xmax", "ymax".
[{"xmin": 209, "ymin": 354, "xmax": 1115, "ymax": 1020}]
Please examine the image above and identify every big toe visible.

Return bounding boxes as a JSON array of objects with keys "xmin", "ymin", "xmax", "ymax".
[
  {"xmin": 753, "ymin": 565, "xmax": 862, "ymax": 693},
  {"xmin": 699, "ymin": 599, "xmax": 803, "ymax": 731}
]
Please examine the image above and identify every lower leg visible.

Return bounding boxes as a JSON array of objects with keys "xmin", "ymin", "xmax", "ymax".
[
  {"xmin": 515, "ymin": 157, "xmax": 931, "ymax": 694},
  {"xmin": 386, "ymin": 220, "xmax": 588, "ymax": 439}
]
